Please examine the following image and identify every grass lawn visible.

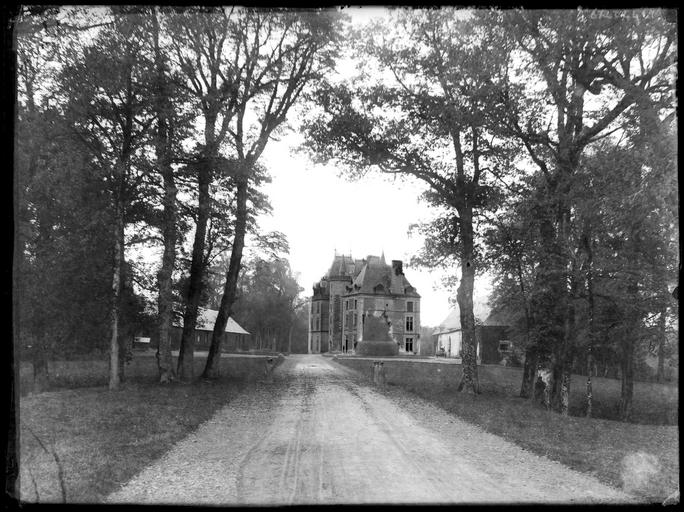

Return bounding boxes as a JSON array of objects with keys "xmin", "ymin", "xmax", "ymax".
[
  {"xmin": 404, "ymin": 385, "xmax": 678, "ymax": 503},
  {"xmin": 335, "ymin": 358, "xmax": 679, "ymax": 502},
  {"xmin": 18, "ymin": 377, "xmax": 250, "ymax": 503},
  {"xmin": 476, "ymin": 364, "xmax": 679, "ymax": 425}
]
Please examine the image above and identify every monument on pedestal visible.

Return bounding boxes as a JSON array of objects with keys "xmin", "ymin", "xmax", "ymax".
[{"xmin": 355, "ymin": 308, "xmax": 399, "ymax": 357}]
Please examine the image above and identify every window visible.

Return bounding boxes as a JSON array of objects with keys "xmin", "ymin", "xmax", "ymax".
[
  {"xmin": 405, "ymin": 316, "xmax": 414, "ymax": 332},
  {"xmin": 345, "ymin": 300, "xmax": 349, "ymax": 311},
  {"xmin": 354, "ymin": 299, "xmax": 358, "ymax": 309},
  {"xmin": 405, "ymin": 337, "xmax": 414, "ymax": 353},
  {"xmin": 499, "ymin": 340, "xmax": 511, "ymax": 352},
  {"xmin": 316, "ymin": 318, "xmax": 320, "ymax": 331},
  {"xmin": 407, "ymin": 301, "xmax": 413, "ymax": 313},
  {"xmin": 353, "ymin": 312, "xmax": 357, "ymax": 326}
]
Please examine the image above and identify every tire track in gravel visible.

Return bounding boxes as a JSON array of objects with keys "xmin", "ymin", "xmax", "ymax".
[
  {"xmin": 327, "ymin": 357, "xmax": 634, "ymax": 504},
  {"xmin": 106, "ymin": 362, "xmax": 292, "ymax": 505},
  {"xmin": 344, "ymin": 382, "xmax": 468, "ymax": 502},
  {"xmin": 235, "ymin": 358, "xmax": 321, "ymax": 504},
  {"xmin": 108, "ymin": 355, "xmax": 635, "ymax": 505}
]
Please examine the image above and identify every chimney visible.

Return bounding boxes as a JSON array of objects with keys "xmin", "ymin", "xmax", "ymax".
[{"xmin": 392, "ymin": 260, "xmax": 403, "ymax": 276}]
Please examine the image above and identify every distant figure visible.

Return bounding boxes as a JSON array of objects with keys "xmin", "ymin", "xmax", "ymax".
[
  {"xmin": 372, "ymin": 361, "xmax": 387, "ymax": 389},
  {"xmin": 264, "ymin": 357, "xmax": 276, "ymax": 383},
  {"xmin": 536, "ymin": 367, "xmax": 553, "ymax": 409},
  {"xmin": 377, "ymin": 361, "xmax": 386, "ymax": 389}
]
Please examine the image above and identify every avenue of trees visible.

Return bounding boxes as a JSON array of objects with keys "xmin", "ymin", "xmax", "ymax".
[
  {"xmin": 15, "ymin": 6, "xmax": 341, "ymax": 389},
  {"xmin": 15, "ymin": 7, "xmax": 677, "ymax": 421}
]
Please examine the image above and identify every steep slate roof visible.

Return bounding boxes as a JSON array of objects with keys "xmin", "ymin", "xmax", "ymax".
[
  {"xmin": 348, "ymin": 255, "xmax": 419, "ymax": 297},
  {"xmin": 436, "ymin": 305, "xmax": 509, "ymax": 334},
  {"xmin": 172, "ymin": 307, "xmax": 250, "ymax": 335},
  {"xmin": 325, "ymin": 254, "xmax": 360, "ymax": 278}
]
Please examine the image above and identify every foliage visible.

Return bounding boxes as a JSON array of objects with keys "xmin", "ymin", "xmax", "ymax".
[
  {"xmin": 232, "ymin": 255, "xmax": 304, "ymax": 352},
  {"xmin": 482, "ymin": 8, "xmax": 677, "ymax": 416}
]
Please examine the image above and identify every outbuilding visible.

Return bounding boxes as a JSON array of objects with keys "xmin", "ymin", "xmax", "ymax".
[
  {"xmin": 434, "ymin": 307, "xmax": 513, "ymax": 364},
  {"xmin": 150, "ymin": 307, "xmax": 251, "ymax": 352}
]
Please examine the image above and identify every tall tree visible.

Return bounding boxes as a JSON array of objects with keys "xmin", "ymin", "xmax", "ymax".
[
  {"xmin": 494, "ymin": 8, "xmax": 676, "ymax": 414},
  {"xmin": 62, "ymin": 14, "xmax": 156, "ymax": 389},
  {"xmin": 203, "ymin": 9, "xmax": 342, "ymax": 378},
  {"xmin": 143, "ymin": 7, "xmax": 200, "ymax": 383},
  {"xmin": 15, "ymin": 8, "xmax": 128, "ymax": 389},
  {"xmin": 150, "ymin": 9, "xmax": 177, "ymax": 383},
  {"xmin": 165, "ymin": 7, "xmax": 254, "ymax": 381},
  {"xmin": 302, "ymin": 9, "xmax": 510, "ymax": 393}
]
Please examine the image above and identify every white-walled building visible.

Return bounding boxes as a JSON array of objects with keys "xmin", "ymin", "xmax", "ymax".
[{"xmin": 434, "ymin": 308, "xmax": 480, "ymax": 361}]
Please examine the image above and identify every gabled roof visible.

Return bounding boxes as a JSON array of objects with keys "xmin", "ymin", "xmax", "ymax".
[
  {"xmin": 348, "ymin": 255, "xmax": 419, "ymax": 297},
  {"xmin": 483, "ymin": 308, "xmax": 513, "ymax": 327},
  {"xmin": 172, "ymin": 307, "xmax": 250, "ymax": 335},
  {"xmin": 436, "ymin": 308, "xmax": 461, "ymax": 334}
]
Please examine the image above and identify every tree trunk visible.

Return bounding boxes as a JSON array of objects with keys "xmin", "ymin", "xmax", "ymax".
[
  {"xmin": 108, "ymin": 202, "xmax": 124, "ymax": 390},
  {"xmin": 520, "ymin": 350, "xmax": 537, "ymax": 398},
  {"xmin": 117, "ymin": 255, "xmax": 130, "ymax": 384},
  {"xmin": 456, "ymin": 209, "xmax": 479, "ymax": 394},
  {"xmin": 528, "ymin": 211, "xmax": 564, "ymax": 405},
  {"xmin": 619, "ymin": 337, "xmax": 635, "ymax": 421},
  {"xmin": 585, "ymin": 229, "xmax": 595, "ymax": 417},
  {"xmin": 550, "ymin": 205, "xmax": 578, "ymax": 416},
  {"xmin": 152, "ymin": 10, "xmax": 177, "ymax": 384},
  {"xmin": 656, "ymin": 307, "xmax": 667, "ymax": 383},
  {"xmin": 156, "ymin": 166, "xmax": 177, "ymax": 383},
  {"xmin": 557, "ymin": 310, "xmax": 573, "ymax": 416},
  {"xmin": 585, "ymin": 350, "xmax": 593, "ymax": 418},
  {"xmin": 203, "ymin": 175, "xmax": 248, "ymax": 379},
  {"xmin": 117, "ymin": 334, "xmax": 126, "ymax": 384},
  {"xmin": 559, "ymin": 368, "xmax": 571, "ymax": 416},
  {"xmin": 177, "ymin": 144, "xmax": 213, "ymax": 382},
  {"xmin": 516, "ymin": 254, "xmax": 534, "ymax": 399},
  {"xmin": 619, "ymin": 279, "xmax": 639, "ymax": 421}
]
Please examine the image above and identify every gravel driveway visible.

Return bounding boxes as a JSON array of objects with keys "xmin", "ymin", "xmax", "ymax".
[{"xmin": 106, "ymin": 354, "xmax": 634, "ymax": 505}]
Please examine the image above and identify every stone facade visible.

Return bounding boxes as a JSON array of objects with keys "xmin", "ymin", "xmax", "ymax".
[{"xmin": 308, "ymin": 253, "xmax": 421, "ymax": 354}]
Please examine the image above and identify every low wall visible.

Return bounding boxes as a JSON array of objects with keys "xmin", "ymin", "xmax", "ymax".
[
  {"xmin": 19, "ymin": 353, "xmax": 283, "ymax": 393},
  {"xmin": 333, "ymin": 357, "xmax": 524, "ymax": 394}
]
